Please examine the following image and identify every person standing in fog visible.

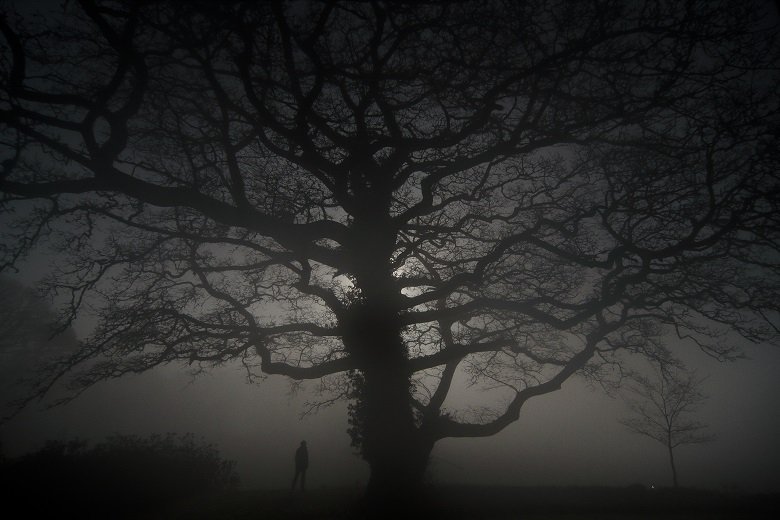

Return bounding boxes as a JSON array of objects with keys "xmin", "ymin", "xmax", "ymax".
[{"xmin": 291, "ymin": 440, "xmax": 308, "ymax": 491}]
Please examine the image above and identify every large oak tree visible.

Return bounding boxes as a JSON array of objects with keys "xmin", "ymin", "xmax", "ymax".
[{"xmin": 1, "ymin": 0, "xmax": 779, "ymax": 506}]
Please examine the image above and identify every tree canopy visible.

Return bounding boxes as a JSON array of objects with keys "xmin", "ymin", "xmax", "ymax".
[{"xmin": 1, "ymin": 0, "xmax": 779, "ymax": 501}]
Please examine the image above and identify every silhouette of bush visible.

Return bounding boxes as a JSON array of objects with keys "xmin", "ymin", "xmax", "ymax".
[{"xmin": 0, "ymin": 433, "xmax": 238, "ymax": 517}]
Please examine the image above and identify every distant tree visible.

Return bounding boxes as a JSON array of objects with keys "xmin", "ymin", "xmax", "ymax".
[
  {"xmin": 0, "ymin": 276, "xmax": 79, "ymax": 409},
  {"xmin": 0, "ymin": 276, "xmax": 69, "ymax": 352},
  {"xmin": 621, "ymin": 364, "xmax": 714, "ymax": 487},
  {"xmin": 1, "ymin": 0, "xmax": 778, "ymax": 508}
]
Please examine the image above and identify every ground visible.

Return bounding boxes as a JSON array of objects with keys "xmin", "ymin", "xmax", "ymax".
[{"xmin": 136, "ymin": 486, "xmax": 778, "ymax": 519}]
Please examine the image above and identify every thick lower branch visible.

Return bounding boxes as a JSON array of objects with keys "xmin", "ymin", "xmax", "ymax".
[
  {"xmin": 430, "ymin": 335, "xmax": 601, "ymax": 440},
  {"xmin": 254, "ymin": 346, "xmax": 355, "ymax": 379}
]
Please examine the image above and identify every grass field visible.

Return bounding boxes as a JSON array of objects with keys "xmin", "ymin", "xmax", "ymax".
[{"xmin": 137, "ymin": 486, "xmax": 779, "ymax": 519}]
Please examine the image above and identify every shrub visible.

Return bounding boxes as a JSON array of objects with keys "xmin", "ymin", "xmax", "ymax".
[{"xmin": 0, "ymin": 433, "xmax": 238, "ymax": 517}]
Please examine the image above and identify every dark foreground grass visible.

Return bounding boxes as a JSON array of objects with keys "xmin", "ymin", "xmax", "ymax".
[
  {"xmin": 144, "ymin": 487, "xmax": 362, "ymax": 520},
  {"xmin": 138, "ymin": 486, "xmax": 779, "ymax": 520}
]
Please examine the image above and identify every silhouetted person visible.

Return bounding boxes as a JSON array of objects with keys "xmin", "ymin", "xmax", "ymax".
[{"xmin": 291, "ymin": 440, "xmax": 308, "ymax": 491}]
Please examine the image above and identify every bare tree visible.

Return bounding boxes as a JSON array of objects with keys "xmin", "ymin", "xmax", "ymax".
[
  {"xmin": 621, "ymin": 364, "xmax": 714, "ymax": 488},
  {"xmin": 1, "ymin": 0, "xmax": 778, "ymax": 507}
]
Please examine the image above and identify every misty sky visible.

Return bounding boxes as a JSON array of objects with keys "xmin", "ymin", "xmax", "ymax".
[{"xmin": 2, "ymin": 262, "xmax": 779, "ymax": 493}]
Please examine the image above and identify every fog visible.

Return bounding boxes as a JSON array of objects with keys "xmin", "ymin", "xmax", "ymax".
[
  {"xmin": 3, "ymin": 333, "xmax": 779, "ymax": 493},
  {"xmin": 2, "ymin": 261, "xmax": 779, "ymax": 493}
]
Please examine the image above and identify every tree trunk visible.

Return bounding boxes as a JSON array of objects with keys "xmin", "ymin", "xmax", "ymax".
[
  {"xmin": 361, "ymin": 363, "xmax": 432, "ymax": 509},
  {"xmin": 668, "ymin": 443, "xmax": 679, "ymax": 488},
  {"xmin": 343, "ymin": 292, "xmax": 433, "ymax": 507},
  {"xmin": 343, "ymin": 214, "xmax": 435, "ymax": 510},
  {"xmin": 346, "ymin": 307, "xmax": 433, "ymax": 509}
]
